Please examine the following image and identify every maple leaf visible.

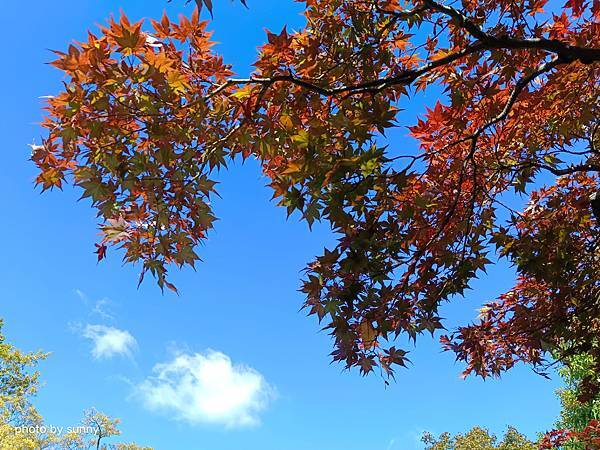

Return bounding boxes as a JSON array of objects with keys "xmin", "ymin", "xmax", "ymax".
[{"xmin": 95, "ymin": 243, "xmax": 107, "ymax": 262}]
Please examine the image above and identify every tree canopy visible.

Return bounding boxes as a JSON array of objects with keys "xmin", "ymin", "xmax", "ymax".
[
  {"xmin": 32, "ymin": 0, "xmax": 600, "ymax": 396},
  {"xmin": 422, "ymin": 426, "xmax": 537, "ymax": 450}
]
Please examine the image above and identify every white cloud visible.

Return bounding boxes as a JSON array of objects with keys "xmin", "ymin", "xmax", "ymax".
[
  {"xmin": 135, "ymin": 350, "xmax": 274, "ymax": 428},
  {"xmin": 82, "ymin": 324, "xmax": 137, "ymax": 360}
]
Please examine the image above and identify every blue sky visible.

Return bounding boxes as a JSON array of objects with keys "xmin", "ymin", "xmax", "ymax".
[{"xmin": 2, "ymin": 1, "xmax": 563, "ymax": 449}]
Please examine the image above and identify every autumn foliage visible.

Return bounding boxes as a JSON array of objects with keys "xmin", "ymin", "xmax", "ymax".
[
  {"xmin": 540, "ymin": 421, "xmax": 600, "ymax": 449},
  {"xmin": 33, "ymin": 0, "xmax": 600, "ymax": 403}
]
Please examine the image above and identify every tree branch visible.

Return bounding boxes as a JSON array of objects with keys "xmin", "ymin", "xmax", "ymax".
[
  {"xmin": 206, "ymin": 42, "xmax": 486, "ymax": 99},
  {"xmin": 422, "ymin": 0, "xmax": 600, "ymax": 64}
]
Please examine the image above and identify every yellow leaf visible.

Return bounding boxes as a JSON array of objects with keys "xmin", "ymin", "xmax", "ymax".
[
  {"xmin": 359, "ymin": 321, "xmax": 377, "ymax": 349},
  {"xmin": 282, "ymin": 162, "xmax": 303, "ymax": 174},
  {"xmin": 230, "ymin": 86, "xmax": 253, "ymax": 100},
  {"xmin": 166, "ymin": 71, "xmax": 189, "ymax": 93}
]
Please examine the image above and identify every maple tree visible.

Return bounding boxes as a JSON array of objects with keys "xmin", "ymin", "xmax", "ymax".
[{"xmin": 32, "ymin": 0, "xmax": 600, "ymax": 394}]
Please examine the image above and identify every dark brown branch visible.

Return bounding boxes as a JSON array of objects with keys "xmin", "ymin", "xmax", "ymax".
[
  {"xmin": 206, "ymin": 42, "xmax": 486, "ymax": 99},
  {"xmin": 422, "ymin": 0, "xmax": 600, "ymax": 64},
  {"xmin": 533, "ymin": 162, "xmax": 600, "ymax": 176},
  {"xmin": 205, "ymin": 29, "xmax": 596, "ymax": 102},
  {"xmin": 195, "ymin": 0, "xmax": 600, "ymax": 103}
]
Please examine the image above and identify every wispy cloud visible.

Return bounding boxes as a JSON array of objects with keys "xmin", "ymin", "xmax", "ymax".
[
  {"xmin": 81, "ymin": 324, "xmax": 137, "ymax": 360},
  {"xmin": 73, "ymin": 290, "xmax": 115, "ymax": 320},
  {"xmin": 74, "ymin": 289, "xmax": 88, "ymax": 304},
  {"xmin": 91, "ymin": 298, "xmax": 114, "ymax": 320},
  {"xmin": 135, "ymin": 350, "xmax": 275, "ymax": 428}
]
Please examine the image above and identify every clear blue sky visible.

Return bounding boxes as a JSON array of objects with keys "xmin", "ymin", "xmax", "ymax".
[{"xmin": 2, "ymin": 1, "xmax": 562, "ymax": 449}]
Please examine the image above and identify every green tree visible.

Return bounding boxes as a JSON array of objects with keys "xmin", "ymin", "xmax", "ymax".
[
  {"xmin": 550, "ymin": 354, "xmax": 600, "ymax": 449},
  {"xmin": 0, "ymin": 319, "xmax": 152, "ymax": 450},
  {"xmin": 422, "ymin": 426, "xmax": 537, "ymax": 450},
  {"xmin": 60, "ymin": 409, "xmax": 152, "ymax": 450},
  {"xmin": 56, "ymin": 408, "xmax": 153, "ymax": 450},
  {"xmin": 0, "ymin": 319, "xmax": 54, "ymax": 450},
  {"xmin": 0, "ymin": 319, "xmax": 47, "ymax": 404}
]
